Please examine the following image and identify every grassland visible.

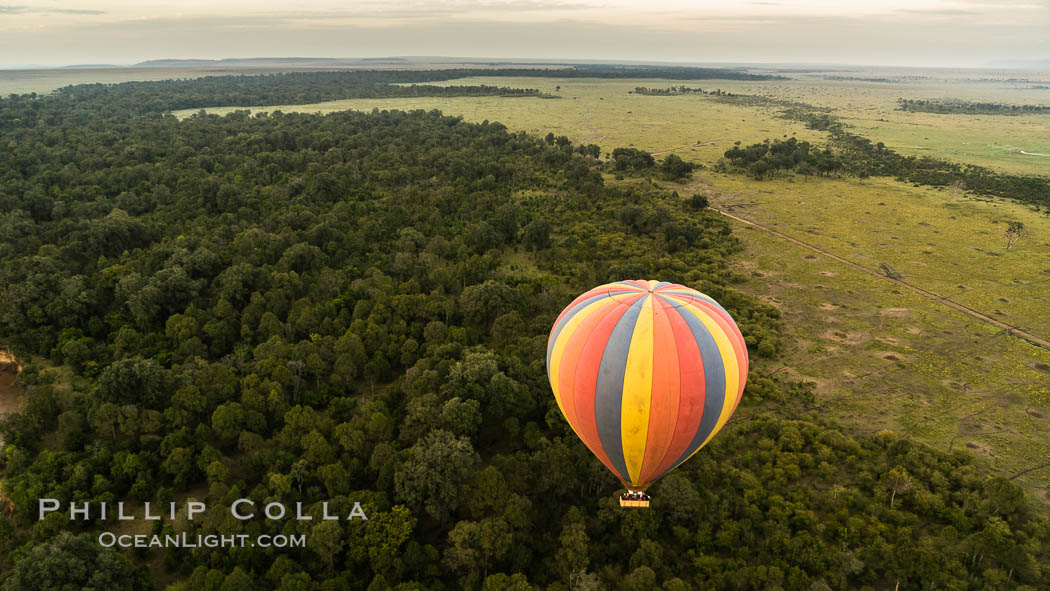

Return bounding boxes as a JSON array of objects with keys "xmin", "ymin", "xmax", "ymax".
[
  {"xmin": 17, "ymin": 65, "xmax": 1045, "ymax": 175},
  {"xmin": 722, "ymin": 201, "xmax": 1050, "ymax": 502},
  {"xmin": 685, "ymin": 72, "xmax": 1050, "ymax": 176},
  {"xmin": 705, "ymin": 174, "xmax": 1050, "ymax": 338},
  {"xmin": 680, "ymin": 173, "xmax": 1050, "ymax": 499},
  {"xmin": 173, "ymin": 72, "xmax": 1050, "ymax": 497},
  {"xmin": 173, "ymin": 71, "xmax": 1050, "ymax": 176},
  {"xmin": 174, "ymin": 77, "xmax": 830, "ymax": 162}
]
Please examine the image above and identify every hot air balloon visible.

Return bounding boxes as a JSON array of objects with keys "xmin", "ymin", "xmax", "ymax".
[{"xmin": 546, "ymin": 280, "xmax": 748, "ymax": 507}]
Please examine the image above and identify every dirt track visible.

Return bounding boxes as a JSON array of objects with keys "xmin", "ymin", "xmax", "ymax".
[
  {"xmin": 713, "ymin": 208, "xmax": 1050, "ymax": 351},
  {"xmin": 651, "ymin": 141, "xmax": 719, "ymax": 156}
]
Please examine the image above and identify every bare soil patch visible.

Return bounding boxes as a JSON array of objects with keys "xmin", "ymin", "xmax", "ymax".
[
  {"xmin": 759, "ymin": 295, "xmax": 783, "ymax": 308},
  {"xmin": 965, "ymin": 441, "xmax": 991, "ymax": 455},
  {"xmin": 823, "ymin": 330, "xmax": 866, "ymax": 345},
  {"xmin": 0, "ymin": 348, "xmax": 23, "ymax": 416}
]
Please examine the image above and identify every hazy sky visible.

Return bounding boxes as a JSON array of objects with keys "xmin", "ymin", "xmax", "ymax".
[{"xmin": 1, "ymin": 0, "xmax": 1047, "ymax": 67}]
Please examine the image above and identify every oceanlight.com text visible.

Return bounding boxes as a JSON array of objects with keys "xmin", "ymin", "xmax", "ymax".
[{"xmin": 97, "ymin": 532, "xmax": 307, "ymax": 549}]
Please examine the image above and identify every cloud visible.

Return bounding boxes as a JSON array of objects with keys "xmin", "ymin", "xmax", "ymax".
[
  {"xmin": 296, "ymin": 0, "xmax": 599, "ymax": 20},
  {"xmin": 899, "ymin": 8, "xmax": 977, "ymax": 15},
  {"xmin": 471, "ymin": 0, "xmax": 597, "ymax": 10},
  {"xmin": 680, "ymin": 13, "xmax": 844, "ymax": 23},
  {"xmin": 947, "ymin": 0, "xmax": 1049, "ymax": 9},
  {"xmin": 87, "ymin": 1, "xmax": 599, "ymax": 29},
  {"xmin": 2, "ymin": 0, "xmax": 1047, "ymax": 67},
  {"xmin": 0, "ymin": 5, "xmax": 105, "ymax": 14},
  {"xmin": 952, "ymin": 0, "xmax": 1047, "ymax": 4}
]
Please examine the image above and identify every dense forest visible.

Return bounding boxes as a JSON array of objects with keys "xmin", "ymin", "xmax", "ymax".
[
  {"xmin": 896, "ymin": 98, "xmax": 1050, "ymax": 115},
  {"xmin": 0, "ymin": 71, "xmax": 1048, "ymax": 590},
  {"xmin": 541, "ymin": 65, "xmax": 784, "ymax": 81},
  {"xmin": 5, "ymin": 65, "xmax": 778, "ymax": 118},
  {"xmin": 14, "ymin": 71, "xmax": 552, "ymax": 117}
]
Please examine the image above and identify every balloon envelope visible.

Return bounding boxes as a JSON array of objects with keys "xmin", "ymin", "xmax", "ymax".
[{"xmin": 546, "ymin": 280, "xmax": 748, "ymax": 491}]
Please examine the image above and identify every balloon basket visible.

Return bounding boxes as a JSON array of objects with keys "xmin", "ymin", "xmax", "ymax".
[{"xmin": 618, "ymin": 493, "xmax": 651, "ymax": 508}]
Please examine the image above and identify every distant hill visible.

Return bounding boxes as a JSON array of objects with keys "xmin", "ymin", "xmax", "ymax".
[
  {"xmin": 136, "ymin": 59, "xmax": 230, "ymax": 67},
  {"xmin": 135, "ymin": 57, "xmax": 409, "ymax": 68},
  {"xmin": 125, "ymin": 58, "xmax": 783, "ymax": 80},
  {"xmin": 986, "ymin": 59, "xmax": 1050, "ymax": 69},
  {"xmin": 60, "ymin": 64, "xmax": 121, "ymax": 69}
]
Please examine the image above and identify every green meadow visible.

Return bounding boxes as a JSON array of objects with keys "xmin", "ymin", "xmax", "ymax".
[
  {"xmin": 174, "ymin": 72, "xmax": 1050, "ymax": 176},
  {"xmin": 728, "ymin": 208, "xmax": 1050, "ymax": 502},
  {"xmin": 174, "ymin": 72, "xmax": 1050, "ymax": 496},
  {"xmin": 690, "ymin": 174, "xmax": 1050, "ymax": 501},
  {"xmin": 704, "ymin": 174, "xmax": 1050, "ymax": 338},
  {"xmin": 173, "ymin": 76, "xmax": 830, "ymax": 160},
  {"xmin": 685, "ymin": 73, "xmax": 1050, "ymax": 176}
]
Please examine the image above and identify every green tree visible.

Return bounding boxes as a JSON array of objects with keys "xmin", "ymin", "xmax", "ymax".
[
  {"xmin": 394, "ymin": 429, "xmax": 480, "ymax": 522},
  {"xmin": 522, "ymin": 219, "xmax": 552, "ymax": 251},
  {"xmin": 97, "ymin": 357, "xmax": 173, "ymax": 409},
  {"xmin": 311, "ymin": 520, "xmax": 344, "ymax": 572},
  {"xmin": 222, "ymin": 567, "xmax": 254, "ymax": 591},
  {"xmin": 2, "ymin": 532, "xmax": 150, "ymax": 591},
  {"xmin": 483, "ymin": 573, "xmax": 537, "ymax": 591},
  {"xmin": 355, "ymin": 505, "xmax": 416, "ymax": 573},
  {"xmin": 440, "ymin": 397, "xmax": 482, "ymax": 438},
  {"xmin": 621, "ymin": 566, "xmax": 657, "ymax": 591},
  {"xmin": 556, "ymin": 522, "xmax": 590, "ymax": 580},
  {"xmin": 460, "ymin": 281, "xmax": 516, "ymax": 326},
  {"xmin": 444, "ymin": 518, "xmax": 512, "ymax": 580},
  {"xmin": 883, "ymin": 465, "xmax": 913, "ymax": 508},
  {"xmin": 1005, "ymin": 221, "xmax": 1029, "ymax": 250},
  {"xmin": 660, "ymin": 154, "xmax": 694, "ymax": 180}
]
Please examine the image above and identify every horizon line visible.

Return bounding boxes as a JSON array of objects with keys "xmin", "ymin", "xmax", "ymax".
[{"xmin": 2, "ymin": 55, "xmax": 1048, "ymax": 71}]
